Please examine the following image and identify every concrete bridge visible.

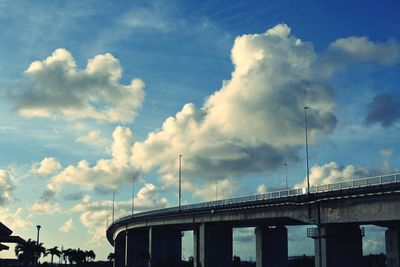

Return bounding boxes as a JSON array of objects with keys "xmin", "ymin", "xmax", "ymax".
[{"xmin": 107, "ymin": 173, "xmax": 400, "ymax": 267}]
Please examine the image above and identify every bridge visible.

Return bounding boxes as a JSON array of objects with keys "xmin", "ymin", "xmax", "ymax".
[{"xmin": 107, "ymin": 173, "xmax": 400, "ymax": 267}]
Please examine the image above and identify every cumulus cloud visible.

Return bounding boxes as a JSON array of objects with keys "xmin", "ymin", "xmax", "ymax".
[
  {"xmin": 0, "ymin": 207, "xmax": 31, "ymax": 229},
  {"xmin": 193, "ymin": 179, "xmax": 235, "ymax": 201},
  {"xmin": 257, "ymin": 184, "xmax": 267, "ymax": 194},
  {"xmin": 31, "ymin": 200, "xmax": 60, "ymax": 215},
  {"xmin": 71, "ymin": 184, "xmax": 168, "ymax": 244},
  {"xmin": 40, "ymin": 24, "xmax": 400, "ymax": 196},
  {"xmin": 380, "ymin": 148, "xmax": 394, "ymax": 172},
  {"xmin": 76, "ymin": 130, "xmax": 109, "ymax": 147},
  {"xmin": 327, "ymin": 37, "xmax": 400, "ymax": 65},
  {"xmin": 59, "ymin": 218, "xmax": 75, "ymax": 233},
  {"xmin": 296, "ymin": 162, "xmax": 373, "ymax": 188},
  {"xmin": 31, "ymin": 157, "xmax": 61, "ymax": 176},
  {"xmin": 366, "ymin": 93, "xmax": 400, "ymax": 127},
  {"xmin": 14, "ymin": 48, "xmax": 145, "ymax": 123},
  {"xmin": 131, "ymin": 24, "xmax": 338, "ymax": 186},
  {"xmin": 234, "ymin": 227, "xmax": 254, "ymax": 243},
  {"xmin": 48, "ymin": 126, "xmax": 136, "ymax": 193},
  {"xmin": 0, "ymin": 170, "xmax": 14, "ymax": 205}
]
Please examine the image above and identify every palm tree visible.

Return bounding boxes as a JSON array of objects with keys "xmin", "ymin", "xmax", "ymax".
[
  {"xmin": 46, "ymin": 246, "xmax": 61, "ymax": 265},
  {"xmin": 34, "ymin": 241, "xmax": 46, "ymax": 265},
  {"xmin": 85, "ymin": 250, "xmax": 96, "ymax": 261},
  {"xmin": 107, "ymin": 252, "xmax": 115, "ymax": 262},
  {"xmin": 14, "ymin": 239, "xmax": 46, "ymax": 266},
  {"xmin": 15, "ymin": 239, "xmax": 36, "ymax": 266},
  {"xmin": 62, "ymin": 248, "xmax": 73, "ymax": 265}
]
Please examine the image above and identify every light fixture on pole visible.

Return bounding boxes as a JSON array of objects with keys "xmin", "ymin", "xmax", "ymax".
[
  {"xmin": 131, "ymin": 176, "xmax": 136, "ymax": 217},
  {"xmin": 36, "ymin": 225, "xmax": 41, "ymax": 244},
  {"xmin": 284, "ymin": 163, "xmax": 288, "ymax": 190},
  {"xmin": 304, "ymin": 106, "xmax": 310, "ymax": 195},
  {"xmin": 36, "ymin": 225, "xmax": 41, "ymax": 265},
  {"xmin": 178, "ymin": 155, "xmax": 183, "ymax": 210}
]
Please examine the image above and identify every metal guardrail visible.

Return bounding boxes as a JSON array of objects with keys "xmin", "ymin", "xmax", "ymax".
[{"xmin": 110, "ymin": 173, "xmax": 400, "ymax": 226}]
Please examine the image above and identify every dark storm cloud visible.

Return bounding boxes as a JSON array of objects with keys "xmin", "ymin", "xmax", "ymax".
[{"xmin": 366, "ymin": 93, "xmax": 400, "ymax": 127}]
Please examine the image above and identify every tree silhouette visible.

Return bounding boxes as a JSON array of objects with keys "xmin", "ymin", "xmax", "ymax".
[
  {"xmin": 14, "ymin": 239, "xmax": 45, "ymax": 266},
  {"xmin": 85, "ymin": 249, "xmax": 96, "ymax": 261},
  {"xmin": 46, "ymin": 246, "xmax": 61, "ymax": 265},
  {"xmin": 107, "ymin": 252, "xmax": 115, "ymax": 262}
]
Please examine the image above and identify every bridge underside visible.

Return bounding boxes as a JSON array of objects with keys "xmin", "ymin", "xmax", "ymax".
[{"xmin": 108, "ymin": 184, "xmax": 400, "ymax": 267}]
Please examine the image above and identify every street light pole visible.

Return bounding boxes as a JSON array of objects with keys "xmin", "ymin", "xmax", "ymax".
[
  {"xmin": 36, "ymin": 225, "xmax": 41, "ymax": 244},
  {"xmin": 304, "ymin": 106, "xmax": 310, "ymax": 194},
  {"xmin": 112, "ymin": 192, "xmax": 115, "ymax": 222},
  {"xmin": 178, "ymin": 155, "xmax": 182, "ymax": 210},
  {"xmin": 131, "ymin": 176, "xmax": 135, "ymax": 217},
  {"xmin": 36, "ymin": 225, "xmax": 41, "ymax": 265},
  {"xmin": 284, "ymin": 163, "xmax": 288, "ymax": 190}
]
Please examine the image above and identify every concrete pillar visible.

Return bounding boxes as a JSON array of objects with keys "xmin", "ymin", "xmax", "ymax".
[
  {"xmin": 386, "ymin": 228, "xmax": 400, "ymax": 267},
  {"xmin": 255, "ymin": 226, "xmax": 288, "ymax": 267},
  {"xmin": 149, "ymin": 226, "xmax": 182, "ymax": 267},
  {"xmin": 314, "ymin": 224, "xmax": 363, "ymax": 267},
  {"xmin": 194, "ymin": 226, "xmax": 200, "ymax": 267},
  {"xmin": 195, "ymin": 223, "xmax": 232, "ymax": 267},
  {"xmin": 114, "ymin": 232, "xmax": 126, "ymax": 267},
  {"xmin": 126, "ymin": 228, "xmax": 149, "ymax": 267}
]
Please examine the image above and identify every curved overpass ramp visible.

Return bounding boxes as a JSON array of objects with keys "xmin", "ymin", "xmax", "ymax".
[{"xmin": 107, "ymin": 173, "xmax": 400, "ymax": 267}]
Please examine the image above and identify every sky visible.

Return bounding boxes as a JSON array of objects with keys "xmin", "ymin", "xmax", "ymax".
[{"xmin": 1, "ymin": 0, "xmax": 400, "ymax": 261}]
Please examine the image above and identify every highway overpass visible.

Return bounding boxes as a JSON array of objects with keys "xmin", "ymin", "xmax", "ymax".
[{"xmin": 107, "ymin": 173, "xmax": 400, "ymax": 267}]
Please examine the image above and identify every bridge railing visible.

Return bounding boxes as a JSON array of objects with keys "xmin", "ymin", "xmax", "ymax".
[{"xmin": 110, "ymin": 173, "xmax": 399, "ymax": 226}]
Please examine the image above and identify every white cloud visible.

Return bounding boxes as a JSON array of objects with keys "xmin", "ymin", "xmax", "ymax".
[
  {"xmin": 0, "ymin": 207, "xmax": 31, "ymax": 230},
  {"xmin": 71, "ymin": 183, "xmax": 167, "ymax": 245},
  {"xmin": 59, "ymin": 218, "xmax": 75, "ymax": 233},
  {"xmin": 193, "ymin": 179, "xmax": 235, "ymax": 201},
  {"xmin": 380, "ymin": 148, "xmax": 394, "ymax": 158},
  {"xmin": 40, "ymin": 24, "xmax": 400, "ymax": 197},
  {"xmin": 257, "ymin": 184, "xmax": 267, "ymax": 194},
  {"xmin": 363, "ymin": 239, "xmax": 384, "ymax": 254},
  {"xmin": 131, "ymin": 24, "xmax": 337, "ymax": 186},
  {"xmin": 328, "ymin": 36, "xmax": 400, "ymax": 65},
  {"xmin": 31, "ymin": 200, "xmax": 60, "ymax": 215},
  {"xmin": 48, "ymin": 126, "xmax": 136, "ymax": 192},
  {"xmin": 31, "ymin": 157, "xmax": 61, "ymax": 176},
  {"xmin": 15, "ymin": 48, "xmax": 145, "ymax": 123},
  {"xmin": 76, "ymin": 130, "xmax": 109, "ymax": 146},
  {"xmin": 380, "ymin": 148, "xmax": 394, "ymax": 171},
  {"xmin": 295, "ymin": 162, "xmax": 372, "ymax": 188},
  {"xmin": 0, "ymin": 170, "xmax": 14, "ymax": 205}
]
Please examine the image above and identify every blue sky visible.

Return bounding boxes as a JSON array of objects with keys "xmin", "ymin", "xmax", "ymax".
[{"xmin": 1, "ymin": 0, "xmax": 400, "ymax": 261}]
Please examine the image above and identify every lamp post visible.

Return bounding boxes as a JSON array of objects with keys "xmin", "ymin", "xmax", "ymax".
[
  {"xmin": 178, "ymin": 155, "xmax": 183, "ymax": 210},
  {"xmin": 284, "ymin": 163, "xmax": 288, "ymax": 190},
  {"xmin": 36, "ymin": 225, "xmax": 41, "ymax": 265},
  {"xmin": 36, "ymin": 225, "xmax": 41, "ymax": 244},
  {"xmin": 112, "ymin": 192, "xmax": 115, "ymax": 222},
  {"xmin": 304, "ymin": 106, "xmax": 310, "ymax": 194},
  {"xmin": 131, "ymin": 176, "xmax": 135, "ymax": 217}
]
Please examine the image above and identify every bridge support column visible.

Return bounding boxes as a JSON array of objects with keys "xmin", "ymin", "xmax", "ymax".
[
  {"xmin": 114, "ymin": 232, "xmax": 126, "ymax": 267},
  {"xmin": 126, "ymin": 228, "xmax": 149, "ymax": 267},
  {"xmin": 255, "ymin": 226, "xmax": 288, "ymax": 267},
  {"xmin": 149, "ymin": 226, "xmax": 182, "ymax": 267},
  {"xmin": 195, "ymin": 223, "xmax": 232, "ymax": 267},
  {"xmin": 386, "ymin": 228, "xmax": 400, "ymax": 267},
  {"xmin": 314, "ymin": 224, "xmax": 363, "ymax": 267}
]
